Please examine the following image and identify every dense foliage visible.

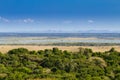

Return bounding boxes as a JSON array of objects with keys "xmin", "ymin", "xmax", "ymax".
[{"xmin": 0, "ymin": 47, "xmax": 120, "ymax": 80}]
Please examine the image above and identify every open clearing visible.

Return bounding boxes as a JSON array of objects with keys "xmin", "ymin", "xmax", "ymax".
[{"xmin": 0, "ymin": 45, "xmax": 120, "ymax": 53}]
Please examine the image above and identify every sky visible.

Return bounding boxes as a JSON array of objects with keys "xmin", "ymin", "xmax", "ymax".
[{"xmin": 0, "ymin": 0, "xmax": 120, "ymax": 32}]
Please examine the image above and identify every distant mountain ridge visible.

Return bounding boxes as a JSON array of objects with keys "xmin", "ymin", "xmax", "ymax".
[
  {"xmin": 42, "ymin": 30, "xmax": 119, "ymax": 33},
  {"xmin": 0, "ymin": 30, "xmax": 119, "ymax": 33},
  {"xmin": 78, "ymin": 30, "xmax": 117, "ymax": 33}
]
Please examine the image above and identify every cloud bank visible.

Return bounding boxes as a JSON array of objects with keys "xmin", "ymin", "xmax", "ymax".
[{"xmin": 0, "ymin": 16, "xmax": 9, "ymax": 22}]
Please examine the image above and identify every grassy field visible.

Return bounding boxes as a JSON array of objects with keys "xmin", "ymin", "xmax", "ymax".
[{"xmin": 0, "ymin": 45, "xmax": 120, "ymax": 53}]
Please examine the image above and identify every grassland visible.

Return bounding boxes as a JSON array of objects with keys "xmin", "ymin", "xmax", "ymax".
[{"xmin": 0, "ymin": 45, "xmax": 120, "ymax": 53}]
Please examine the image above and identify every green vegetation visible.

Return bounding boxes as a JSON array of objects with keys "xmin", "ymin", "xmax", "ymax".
[
  {"xmin": 0, "ymin": 47, "xmax": 120, "ymax": 80},
  {"xmin": 1, "ymin": 42, "xmax": 120, "ymax": 46},
  {"xmin": 51, "ymin": 42, "xmax": 120, "ymax": 46}
]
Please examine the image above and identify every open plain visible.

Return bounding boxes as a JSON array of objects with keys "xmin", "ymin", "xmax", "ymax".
[{"xmin": 0, "ymin": 45, "xmax": 120, "ymax": 53}]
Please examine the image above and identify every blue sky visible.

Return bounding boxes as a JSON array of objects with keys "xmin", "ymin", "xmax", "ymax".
[{"xmin": 0, "ymin": 0, "xmax": 120, "ymax": 32}]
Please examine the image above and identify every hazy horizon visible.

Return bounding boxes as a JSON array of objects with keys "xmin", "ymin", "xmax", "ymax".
[{"xmin": 0, "ymin": 30, "xmax": 120, "ymax": 33}]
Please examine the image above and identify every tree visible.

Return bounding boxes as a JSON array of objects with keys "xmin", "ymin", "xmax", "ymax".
[
  {"xmin": 8, "ymin": 48, "xmax": 29, "ymax": 55},
  {"xmin": 109, "ymin": 48, "xmax": 116, "ymax": 52}
]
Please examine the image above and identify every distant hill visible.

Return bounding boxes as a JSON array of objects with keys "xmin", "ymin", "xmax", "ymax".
[{"xmin": 78, "ymin": 30, "xmax": 118, "ymax": 33}]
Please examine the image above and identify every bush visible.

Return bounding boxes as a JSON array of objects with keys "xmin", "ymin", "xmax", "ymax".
[{"xmin": 8, "ymin": 48, "xmax": 29, "ymax": 55}]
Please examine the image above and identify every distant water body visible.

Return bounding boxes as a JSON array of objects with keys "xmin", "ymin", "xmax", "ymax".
[{"xmin": 0, "ymin": 33, "xmax": 120, "ymax": 44}]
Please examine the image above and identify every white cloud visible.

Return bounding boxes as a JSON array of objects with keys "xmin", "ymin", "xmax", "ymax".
[
  {"xmin": 63, "ymin": 20, "xmax": 72, "ymax": 24},
  {"xmin": 0, "ymin": 16, "xmax": 10, "ymax": 22},
  {"xmin": 88, "ymin": 20, "xmax": 94, "ymax": 23},
  {"xmin": 0, "ymin": 16, "xmax": 35, "ymax": 24},
  {"xmin": 23, "ymin": 18, "xmax": 34, "ymax": 23},
  {"xmin": 16, "ymin": 18, "xmax": 34, "ymax": 23}
]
